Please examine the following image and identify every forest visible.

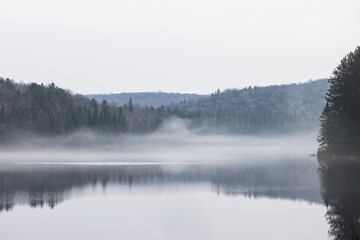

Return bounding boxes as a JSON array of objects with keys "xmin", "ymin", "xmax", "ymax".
[
  {"xmin": 88, "ymin": 92, "xmax": 203, "ymax": 108},
  {"xmin": 0, "ymin": 77, "xmax": 329, "ymax": 140},
  {"xmin": 171, "ymin": 79, "xmax": 329, "ymax": 134},
  {"xmin": 0, "ymin": 78, "xmax": 169, "ymax": 140}
]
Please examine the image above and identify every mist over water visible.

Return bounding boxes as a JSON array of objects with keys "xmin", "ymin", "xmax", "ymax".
[
  {"xmin": 0, "ymin": 118, "xmax": 340, "ymax": 240},
  {"xmin": 0, "ymin": 118, "xmax": 318, "ymax": 164}
]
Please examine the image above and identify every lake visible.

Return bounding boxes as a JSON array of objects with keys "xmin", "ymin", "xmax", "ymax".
[{"xmin": 0, "ymin": 134, "xmax": 358, "ymax": 239}]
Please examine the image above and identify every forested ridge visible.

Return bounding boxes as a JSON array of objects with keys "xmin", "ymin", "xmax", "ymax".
[
  {"xmin": 0, "ymin": 77, "xmax": 329, "ymax": 139},
  {"xmin": 171, "ymin": 79, "xmax": 329, "ymax": 134},
  {"xmin": 0, "ymin": 77, "xmax": 169, "ymax": 139},
  {"xmin": 88, "ymin": 92, "xmax": 203, "ymax": 108}
]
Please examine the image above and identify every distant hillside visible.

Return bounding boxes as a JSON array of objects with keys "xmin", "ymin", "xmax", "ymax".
[
  {"xmin": 171, "ymin": 79, "xmax": 329, "ymax": 134},
  {"xmin": 0, "ymin": 76, "xmax": 330, "ymax": 137},
  {"xmin": 87, "ymin": 92, "xmax": 204, "ymax": 107}
]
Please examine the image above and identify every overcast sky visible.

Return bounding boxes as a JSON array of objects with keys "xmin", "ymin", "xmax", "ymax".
[{"xmin": 0, "ymin": 0, "xmax": 359, "ymax": 94}]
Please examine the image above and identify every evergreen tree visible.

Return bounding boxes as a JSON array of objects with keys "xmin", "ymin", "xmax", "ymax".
[
  {"xmin": 90, "ymin": 98, "xmax": 99, "ymax": 127},
  {"xmin": 0, "ymin": 104, "xmax": 4, "ymax": 123},
  {"xmin": 128, "ymin": 97, "xmax": 134, "ymax": 112},
  {"xmin": 117, "ymin": 106, "xmax": 127, "ymax": 131},
  {"xmin": 100, "ymin": 100, "xmax": 111, "ymax": 130},
  {"xmin": 318, "ymin": 103, "xmax": 330, "ymax": 151},
  {"xmin": 318, "ymin": 46, "xmax": 360, "ymax": 154}
]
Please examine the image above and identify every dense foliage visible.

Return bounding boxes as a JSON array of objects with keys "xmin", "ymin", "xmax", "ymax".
[
  {"xmin": 171, "ymin": 79, "xmax": 329, "ymax": 134},
  {"xmin": 88, "ymin": 92, "xmax": 203, "ymax": 108},
  {"xmin": 318, "ymin": 46, "xmax": 360, "ymax": 154},
  {"xmin": 0, "ymin": 78, "xmax": 169, "ymax": 138},
  {"xmin": 0, "ymin": 77, "xmax": 330, "ymax": 138}
]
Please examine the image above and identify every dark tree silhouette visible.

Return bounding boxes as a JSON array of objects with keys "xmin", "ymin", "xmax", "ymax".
[
  {"xmin": 318, "ymin": 46, "xmax": 360, "ymax": 154},
  {"xmin": 0, "ymin": 78, "xmax": 169, "ymax": 139}
]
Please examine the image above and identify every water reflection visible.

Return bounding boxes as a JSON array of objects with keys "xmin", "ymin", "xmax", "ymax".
[
  {"xmin": 319, "ymin": 159, "xmax": 360, "ymax": 240},
  {"xmin": 0, "ymin": 158, "xmax": 321, "ymax": 211}
]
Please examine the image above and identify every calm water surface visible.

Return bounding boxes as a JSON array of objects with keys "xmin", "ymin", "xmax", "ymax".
[{"xmin": 0, "ymin": 154, "xmax": 358, "ymax": 239}]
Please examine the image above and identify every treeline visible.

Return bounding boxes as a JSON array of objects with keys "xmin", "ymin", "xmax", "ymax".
[
  {"xmin": 0, "ymin": 77, "xmax": 331, "ymax": 138},
  {"xmin": 0, "ymin": 78, "xmax": 169, "ymax": 139},
  {"xmin": 169, "ymin": 79, "xmax": 329, "ymax": 134},
  {"xmin": 88, "ymin": 92, "xmax": 203, "ymax": 108}
]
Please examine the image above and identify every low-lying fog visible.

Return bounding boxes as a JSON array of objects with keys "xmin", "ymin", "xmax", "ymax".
[{"xmin": 0, "ymin": 118, "xmax": 318, "ymax": 163}]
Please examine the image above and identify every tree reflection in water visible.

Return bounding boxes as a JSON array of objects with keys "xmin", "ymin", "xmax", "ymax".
[
  {"xmin": 0, "ymin": 158, "xmax": 322, "ymax": 211},
  {"xmin": 4, "ymin": 157, "xmax": 360, "ymax": 239},
  {"xmin": 319, "ymin": 159, "xmax": 360, "ymax": 240}
]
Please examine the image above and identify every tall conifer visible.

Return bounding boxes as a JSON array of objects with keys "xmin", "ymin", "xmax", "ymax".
[{"xmin": 318, "ymin": 46, "xmax": 360, "ymax": 154}]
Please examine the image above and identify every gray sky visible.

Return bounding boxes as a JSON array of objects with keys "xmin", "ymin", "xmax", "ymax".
[{"xmin": 0, "ymin": 0, "xmax": 359, "ymax": 94}]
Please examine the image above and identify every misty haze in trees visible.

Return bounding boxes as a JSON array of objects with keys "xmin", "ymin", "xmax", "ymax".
[
  {"xmin": 0, "ymin": 77, "xmax": 328, "ymax": 142},
  {"xmin": 318, "ymin": 46, "xmax": 360, "ymax": 155},
  {"xmin": 0, "ymin": 78, "xmax": 169, "ymax": 140},
  {"xmin": 88, "ymin": 92, "xmax": 203, "ymax": 108},
  {"xmin": 170, "ymin": 79, "xmax": 328, "ymax": 134}
]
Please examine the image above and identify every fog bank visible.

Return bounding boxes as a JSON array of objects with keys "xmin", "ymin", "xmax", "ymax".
[{"xmin": 0, "ymin": 118, "xmax": 318, "ymax": 163}]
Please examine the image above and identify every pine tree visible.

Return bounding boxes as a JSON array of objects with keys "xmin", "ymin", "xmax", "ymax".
[
  {"xmin": 90, "ymin": 98, "xmax": 98, "ymax": 127},
  {"xmin": 117, "ymin": 106, "xmax": 127, "ymax": 131},
  {"xmin": 318, "ymin": 46, "xmax": 360, "ymax": 154},
  {"xmin": 128, "ymin": 97, "xmax": 134, "ymax": 112},
  {"xmin": 317, "ymin": 103, "xmax": 330, "ymax": 151},
  {"xmin": 0, "ymin": 104, "xmax": 4, "ymax": 123}
]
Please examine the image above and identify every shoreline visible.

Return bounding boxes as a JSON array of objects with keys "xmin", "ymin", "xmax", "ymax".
[{"xmin": 317, "ymin": 150, "xmax": 360, "ymax": 162}]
